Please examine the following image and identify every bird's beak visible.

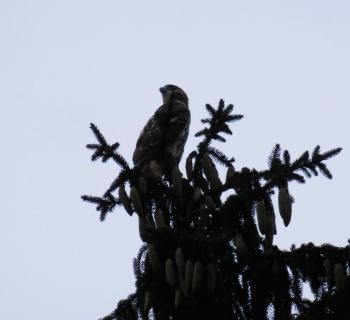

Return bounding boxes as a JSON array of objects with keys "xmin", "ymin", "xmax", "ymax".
[{"xmin": 159, "ymin": 86, "xmax": 165, "ymax": 94}]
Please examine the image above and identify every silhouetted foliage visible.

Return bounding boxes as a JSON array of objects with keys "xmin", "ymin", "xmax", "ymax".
[{"xmin": 82, "ymin": 99, "xmax": 348, "ymax": 320}]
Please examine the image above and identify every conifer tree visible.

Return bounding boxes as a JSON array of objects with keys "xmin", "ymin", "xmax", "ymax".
[{"xmin": 82, "ymin": 99, "xmax": 349, "ymax": 320}]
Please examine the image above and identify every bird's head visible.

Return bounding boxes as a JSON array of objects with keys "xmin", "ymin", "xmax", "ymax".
[{"xmin": 159, "ymin": 84, "xmax": 188, "ymax": 105}]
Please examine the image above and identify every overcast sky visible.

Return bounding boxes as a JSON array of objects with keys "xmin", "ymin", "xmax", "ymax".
[{"xmin": 1, "ymin": 1, "xmax": 349, "ymax": 319}]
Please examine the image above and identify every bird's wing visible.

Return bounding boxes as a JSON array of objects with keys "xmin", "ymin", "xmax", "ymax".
[
  {"xmin": 163, "ymin": 101, "xmax": 191, "ymax": 167},
  {"xmin": 132, "ymin": 106, "xmax": 164, "ymax": 165},
  {"xmin": 164, "ymin": 101, "xmax": 190, "ymax": 145}
]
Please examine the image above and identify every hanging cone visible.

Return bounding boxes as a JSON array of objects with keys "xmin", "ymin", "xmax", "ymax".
[
  {"xmin": 148, "ymin": 244, "xmax": 161, "ymax": 273},
  {"xmin": 165, "ymin": 258, "xmax": 177, "ymax": 288},
  {"xmin": 334, "ymin": 263, "xmax": 345, "ymax": 291},
  {"xmin": 256, "ymin": 200, "xmax": 267, "ymax": 235},
  {"xmin": 172, "ymin": 167, "xmax": 183, "ymax": 198},
  {"xmin": 192, "ymin": 261, "xmax": 204, "ymax": 294},
  {"xmin": 175, "ymin": 247, "xmax": 185, "ymax": 275},
  {"xmin": 266, "ymin": 211, "xmax": 277, "ymax": 235},
  {"xmin": 264, "ymin": 215, "xmax": 276, "ymax": 247},
  {"xmin": 154, "ymin": 209, "xmax": 166, "ymax": 228},
  {"xmin": 323, "ymin": 258, "xmax": 334, "ymax": 287},
  {"xmin": 146, "ymin": 214, "xmax": 155, "ymax": 228},
  {"xmin": 138, "ymin": 216, "xmax": 154, "ymax": 242},
  {"xmin": 184, "ymin": 260, "xmax": 194, "ymax": 293},
  {"xmin": 202, "ymin": 154, "xmax": 222, "ymax": 189},
  {"xmin": 185, "ymin": 154, "xmax": 194, "ymax": 180},
  {"xmin": 202, "ymin": 153, "xmax": 212, "ymax": 178},
  {"xmin": 205, "ymin": 263, "xmax": 216, "ymax": 295},
  {"xmin": 138, "ymin": 176, "xmax": 148, "ymax": 199},
  {"xmin": 174, "ymin": 289, "xmax": 183, "ymax": 310},
  {"xmin": 178, "ymin": 272, "xmax": 188, "ymax": 297},
  {"xmin": 234, "ymin": 233, "xmax": 248, "ymax": 256},
  {"xmin": 143, "ymin": 291, "xmax": 152, "ymax": 313},
  {"xmin": 278, "ymin": 187, "xmax": 292, "ymax": 227},
  {"xmin": 209, "ymin": 166, "xmax": 223, "ymax": 190},
  {"xmin": 225, "ymin": 164, "xmax": 235, "ymax": 186},
  {"xmin": 205, "ymin": 195, "xmax": 216, "ymax": 210},
  {"xmin": 192, "ymin": 187, "xmax": 202, "ymax": 203},
  {"xmin": 130, "ymin": 187, "xmax": 144, "ymax": 216},
  {"xmin": 118, "ymin": 186, "xmax": 133, "ymax": 215}
]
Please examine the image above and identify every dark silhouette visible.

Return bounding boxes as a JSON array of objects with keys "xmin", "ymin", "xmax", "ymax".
[{"xmin": 82, "ymin": 98, "xmax": 349, "ymax": 320}]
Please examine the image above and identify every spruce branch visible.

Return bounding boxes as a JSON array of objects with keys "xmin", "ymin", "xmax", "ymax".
[
  {"xmin": 82, "ymin": 123, "xmax": 136, "ymax": 220},
  {"xmin": 192, "ymin": 100, "xmax": 240, "ymax": 189},
  {"xmin": 104, "ymin": 169, "xmax": 132, "ymax": 197},
  {"xmin": 87, "ymin": 123, "xmax": 130, "ymax": 170},
  {"xmin": 261, "ymin": 145, "xmax": 342, "ymax": 189},
  {"xmin": 196, "ymin": 99, "xmax": 243, "ymax": 151},
  {"xmin": 268, "ymin": 144, "xmax": 282, "ymax": 169},
  {"xmin": 208, "ymin": 146, "xmax": 235, "ymax": 166},
  {"xmin": 81, "ymin": 193, "xmax": 118, "ymax": 221}
]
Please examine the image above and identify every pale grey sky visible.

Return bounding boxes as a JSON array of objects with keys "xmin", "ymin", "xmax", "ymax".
[{"xmin": 1, "ymin": 1, "xmax": 349, "ymax": 319}]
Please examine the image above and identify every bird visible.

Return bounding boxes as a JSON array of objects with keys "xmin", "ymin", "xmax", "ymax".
[{"xmin": 132, "ymin": 84, "xmax": 190, "ymax": 178}]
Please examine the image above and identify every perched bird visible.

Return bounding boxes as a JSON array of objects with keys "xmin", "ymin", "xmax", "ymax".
[{"xmin": 132, "ymin": 84, "xmax": 190, "ymax": 178}]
